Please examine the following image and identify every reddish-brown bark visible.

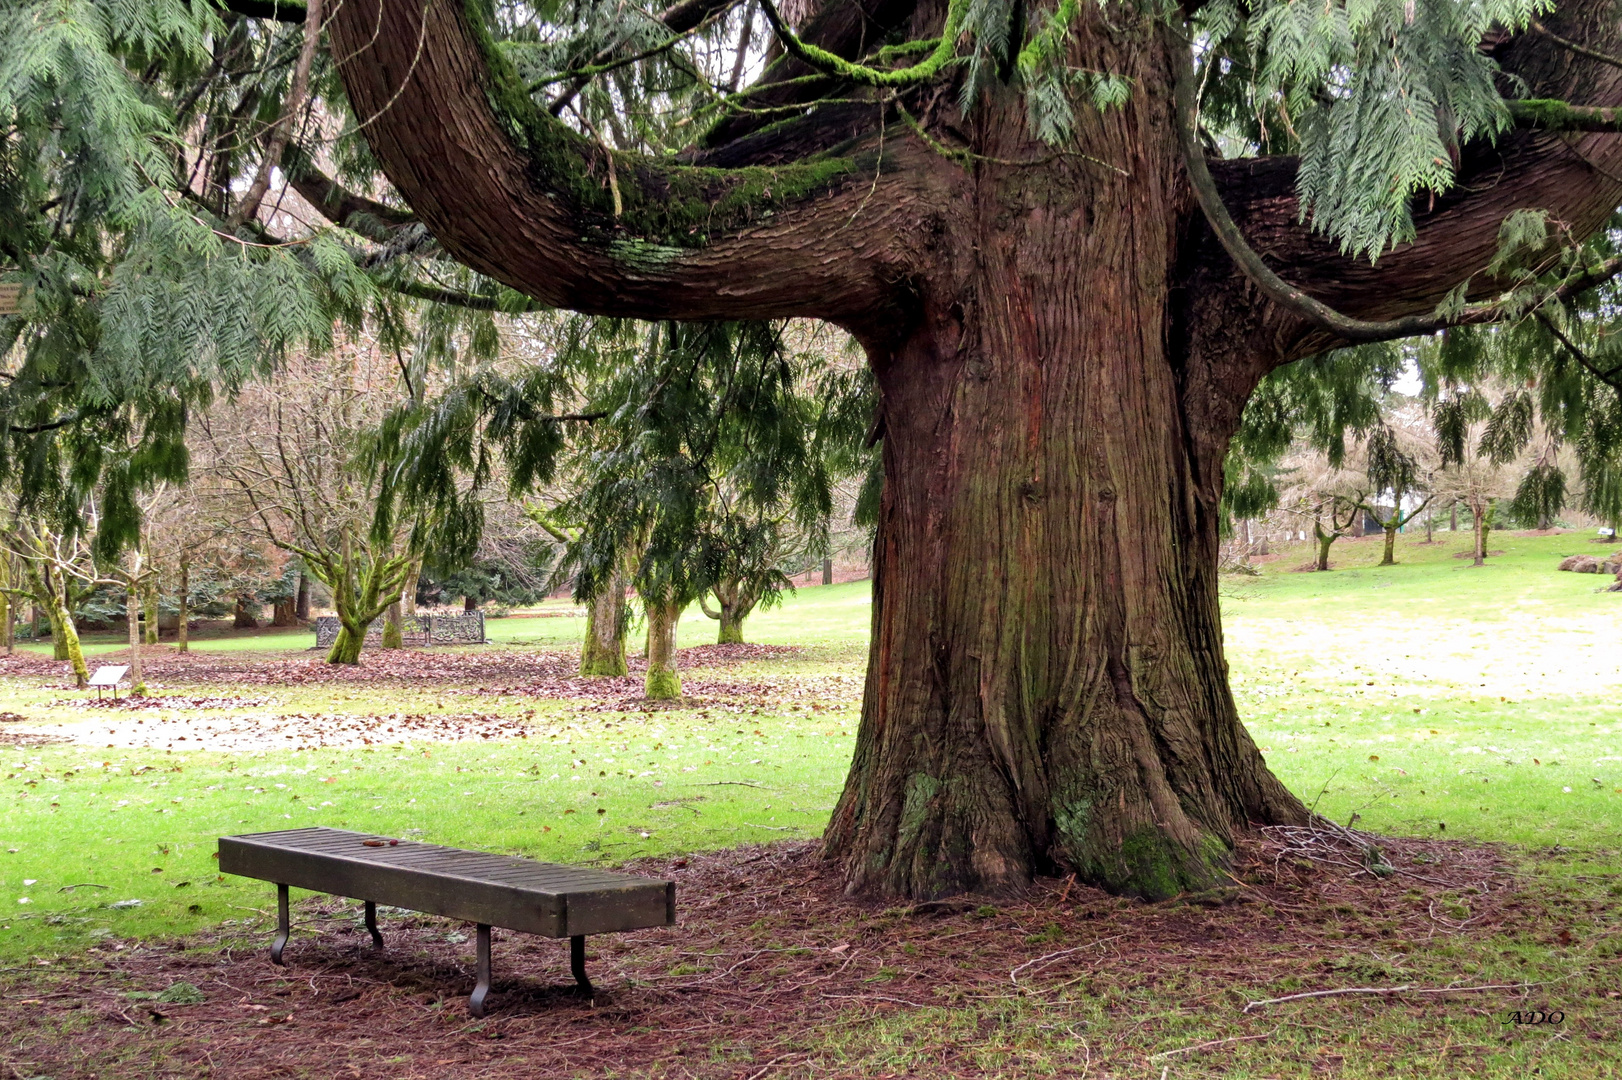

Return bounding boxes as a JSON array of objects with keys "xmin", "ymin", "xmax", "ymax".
[{"xmin": 326, "ymin": 0, "xmax": 1622, "ymax": 898}]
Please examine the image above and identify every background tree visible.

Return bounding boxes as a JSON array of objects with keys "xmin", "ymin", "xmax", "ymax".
[{"xmin": 199, "ymin": 347, "xmax": 417, "ymax": 664}]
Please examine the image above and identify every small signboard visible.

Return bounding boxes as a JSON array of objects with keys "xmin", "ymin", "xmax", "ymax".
[
  {"xmin": 0, "ymin": 284, "xmax": 20, "ymax": 315},
  {"xmin": 88, "ymin": 664, "xmax": 131, "ymax": 700}
]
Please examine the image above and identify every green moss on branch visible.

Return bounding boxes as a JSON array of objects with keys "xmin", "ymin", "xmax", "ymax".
[{"xmin": 463, "ymin": 0, "xmax": 861, "ymax": 253}]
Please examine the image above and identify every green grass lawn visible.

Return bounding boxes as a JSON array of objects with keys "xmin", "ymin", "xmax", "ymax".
[{"xmin": 1, "ymin": 530, "xmax": 1619, "ymax": 1077}]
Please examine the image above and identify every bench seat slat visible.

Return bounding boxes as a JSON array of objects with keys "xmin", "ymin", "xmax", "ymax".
[{"xmin": 218, "ymin": 827, "xmax": 673, "ymax": 937}]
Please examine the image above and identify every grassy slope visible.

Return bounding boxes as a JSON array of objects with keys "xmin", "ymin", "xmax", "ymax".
[{"xmin": 0, "ymin": 531, "xmax": 1619, "ymax": 1077}]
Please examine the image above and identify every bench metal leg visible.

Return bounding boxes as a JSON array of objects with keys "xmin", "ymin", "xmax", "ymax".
[
  {"xmin": 270, "ymin": 884, "xmax": 289, "ymax": 965},
  {"xmin": 364, "ymin": 901, "xmax": 383, "ymax": 949},
  {"xmin": 469, "ymin": 923, "xmax": 491, "ymax": 1018},
  {"xmin": 571, "ymin": 934, "xmax": 593, "ymax": 996}
]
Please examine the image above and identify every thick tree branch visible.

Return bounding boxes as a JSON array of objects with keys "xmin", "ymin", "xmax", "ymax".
[
  {"xmin": 326, "ymin": 0, "xmax": 927, "ymax": 328},
  {"xmin": 1175, "ymin": 45, "xmax": 1469, "ymax": 344},
  {"xmin": 1198, "ymin": 6, "xmax": 1622, "ymax": 363},
  {"xmin": 1510, "ymin": 100, "xmax": 1622, "ymax": 131},
  {"xmin": 282, "ymin": 147, "xmax": 416, "ymax": 234}
]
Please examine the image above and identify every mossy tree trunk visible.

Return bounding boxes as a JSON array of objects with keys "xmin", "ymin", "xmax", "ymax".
[
  {"xmin": 644, "ymin": 599, "xmax": 682, "ymax": 700},
  {"xmin": 1381, "ymin": 522, "xmax": 1398, "ymax": 566},
  {"xmin": 700, "ymin": 580, "xmax": 758, "ymax": 644},
  {"xmin": 27, "ymin": 563, "xmax": 89, "ymax": 687},
  {"xmin": 294, "ymin": 529, "xmax": 414, "ymax": 666},
  {"xmin": 818, "ymin": 40, "xmax": 1307, "ymax": 900},
  {"xmin": 142, "ymin": 577, "xmax": 159, "ymax": 645},
  {"xmin": 580, "ymin": 566, "xmax": 629, "ymax": 676}
]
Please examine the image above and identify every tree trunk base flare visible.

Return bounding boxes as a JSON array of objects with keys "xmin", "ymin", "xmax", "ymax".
[
  {"xmin": 272, "ymin": 597, "xmax": 298, "ymax": 627},
  {"xmin": 819, "ymin": 57, "xmax": 1307, "ymax": 900},
  {"xmin": 579, "ymin": 579, "xmax": 629, "ymax": 677},
  {"xmin": 233, "ymin": 596, "xmax": 260, "ymax": 629},
  {"xmin": 644, "ymin": 601, "xmax": 682, "ymax": 701},
  {"xmin": 327, "ymin": 624, "xmax": 365, "ymax": 665},
  {"xmin": 716, "ymin": 616, "xmax": 745, "ymax": 645}
]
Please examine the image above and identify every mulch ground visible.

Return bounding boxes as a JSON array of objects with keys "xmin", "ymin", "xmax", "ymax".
[{"xmin": 4, "ymin": 829, "xmax": 1601, "ymax": 1079}]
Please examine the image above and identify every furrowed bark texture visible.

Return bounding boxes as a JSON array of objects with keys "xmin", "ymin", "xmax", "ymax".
[
  {"xmin": 822, "ymin": 32, "xmax": 1302, "ymax": 900},
  {"xmin": 328, "ymin": 0, "xmax": 1622, "ymax": 899}
]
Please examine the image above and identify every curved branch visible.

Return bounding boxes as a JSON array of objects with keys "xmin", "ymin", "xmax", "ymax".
[
  {"xmin": 1529, "ymin": 18, "xmax": 1622, "ymax": 72},
  {"xmin": 326, "ymin": 0, "xmax": 920, "ymax": 327},
  {"xmin": 1194, "ymin": 6, "xmax": 1622, "ymax": 361},
  {"xmin": 283, "ymin": 146, "xmax": 417, "ymax": 234},
  {"xmin": 1174, "ymin": 43, "xmax": 1485, "ymax": 344},
  {"xmin": 1536, "ymin": 311, "xmax": 1622, "ymax": 391}
]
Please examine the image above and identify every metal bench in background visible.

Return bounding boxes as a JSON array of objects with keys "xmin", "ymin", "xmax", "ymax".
[{"xmin": 218, "ymin": 827, "xmax": 675, "ymax": 1015}]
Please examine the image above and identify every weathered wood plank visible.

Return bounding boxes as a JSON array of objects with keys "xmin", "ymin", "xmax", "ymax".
[{"xmin": 218, "ymin": 827, "xmax": 674, "ymax": 937}]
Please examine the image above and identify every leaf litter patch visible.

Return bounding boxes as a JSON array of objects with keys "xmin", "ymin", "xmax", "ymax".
[{"xmin": 3, "ymin": 831, "xmax": 1605, "ymax": 1079}]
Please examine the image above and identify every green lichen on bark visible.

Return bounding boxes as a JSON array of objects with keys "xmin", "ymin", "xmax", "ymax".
[
  {"xmin": 1103, "ymin": 828, "xmax": 1229, "ymax": 901},
  {"xmin": 645, "ymin": 664, "xmax": 682, "ymax": 700},
  {"xmin": 463, "ymin": 0, "xmax": 861, "ymax": 251}
]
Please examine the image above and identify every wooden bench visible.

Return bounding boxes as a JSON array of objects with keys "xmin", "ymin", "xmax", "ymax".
[{"xmin": 218, "ymin": 827, "xmax": 675, "ymax": 1015}]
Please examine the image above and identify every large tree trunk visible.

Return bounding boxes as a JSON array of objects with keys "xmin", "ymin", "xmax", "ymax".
[
  {"xmin": 233, "ymin": 595, "xmax": 260, "ymax": 629},
  {"xmin": 821, "ymin": 62, "xmax": 1305, "ymax": 900},
  {"xmin": 644, "ymin": 600, "xmax": 682, "ymax": 700},
  {"xmin": 294, "ymin": 572, "xmax": 311, "ymax": 621},
  {"xmin": 1381, "ymin": 523, "xmax": 1398, "ymax": 566},
  {"xmin": 579, "ymin": 569, "xmax": 629, "ymax": 676},
  {"xmin": 272, "ymin": 596, "xmax": 298, "ymax": 626}
]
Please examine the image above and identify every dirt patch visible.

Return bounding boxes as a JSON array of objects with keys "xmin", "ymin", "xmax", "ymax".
[{"xmin": 1, "ymin": 830, "xmax": 1587, "ymax": 1079}]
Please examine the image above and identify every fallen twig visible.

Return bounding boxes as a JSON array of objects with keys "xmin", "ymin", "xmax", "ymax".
[
  {"xmin": 1244, "ymin": 981, "xmax": 1537, "ymax": 1012},
  {"xmin": 1010, "ymin": 936, "xmax": 1122, "ymax": 984},
  {"xmin": 1150, "ymin": 1028, "xmax": 1277, "ymax": 1059}
]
